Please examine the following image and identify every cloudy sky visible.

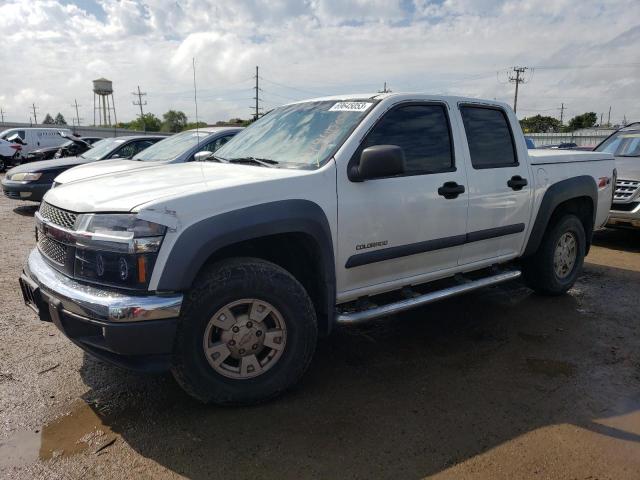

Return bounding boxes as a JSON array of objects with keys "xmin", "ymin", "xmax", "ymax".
[{"xmin": 0, "ymin": 0, "xmax": 638, "ymax": 126}]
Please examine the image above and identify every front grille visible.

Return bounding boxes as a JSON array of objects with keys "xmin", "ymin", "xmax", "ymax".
[
  {"xmin": 38, "ymin": 235, "xmax": 67, "ymax": 265},
  {"xmin": 614, "ymin": 179, "xmax": 640, "ymax": 202},
  {"xmin": 39, "ymin": 202, "xmax": 78, "ymax": 229}
]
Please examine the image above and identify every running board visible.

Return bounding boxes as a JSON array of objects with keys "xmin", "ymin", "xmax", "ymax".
[{"xmin": 335, "ymin": 270, "xmax": 521, "ymax": 325}]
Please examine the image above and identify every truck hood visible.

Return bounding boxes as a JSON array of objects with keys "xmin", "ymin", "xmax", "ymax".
[
  {"xmin": 613, "ymin": 156, "xmax": 640, "ymax": 181},
  {"xmin": 55, "ymin": 158, "xmax": 169, "ymax": 184},
  {"xmin": 43, "ymin": 162, "xmax": 307, "ymax": 213}
]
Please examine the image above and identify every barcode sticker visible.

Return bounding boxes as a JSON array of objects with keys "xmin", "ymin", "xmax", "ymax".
[{"xmin": 329, "ymin": 102, "xmax": 373, "ymax": 112}]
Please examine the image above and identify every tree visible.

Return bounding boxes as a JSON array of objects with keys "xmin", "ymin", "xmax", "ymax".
[
  {"xmin": 128, "ymin": 113, "xmax": 162, "ymax": 132},
  {"xmin": 183, "ymin": 121, "xmax": 208, "ymax": 130},
  {"xmin": 565, "ymin": 112, "xmax": 597, "ymax": 131},
  {"xmin": 42, "ymin": 113, "xmax": 55, "ymax": 124},
  {"xmin": 520, "ymin": 115, "xmax": 561, "ymax": 133},
  {"xmin": 162, "ymin": 110, "xmax": 188, "ymax": 132},
  {"xmin": 54, "ymin": 113, "xmax": 67, "ymax": 125}
]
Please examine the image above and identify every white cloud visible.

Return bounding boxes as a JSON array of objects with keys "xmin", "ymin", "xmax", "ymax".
[{"xmin": 0, "ymin": 0, "xmax": 638, "ymax": 125}]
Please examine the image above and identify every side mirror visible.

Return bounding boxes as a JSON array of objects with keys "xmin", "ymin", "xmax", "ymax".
[
  {"xmin": 194, "ymin": 151, "xmax": 213, "ymax": 162},
  {"xmin": 349, "ymin": 145, "xmax": 405, "ymax": 181}
]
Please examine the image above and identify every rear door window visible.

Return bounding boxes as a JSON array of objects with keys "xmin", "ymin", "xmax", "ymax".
[{"xmin": 460, "ymin": 106, "xmax": 518, "ymax": 168}]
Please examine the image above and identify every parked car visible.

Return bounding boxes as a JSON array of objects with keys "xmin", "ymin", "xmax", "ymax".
[
  {"xmin": 525, "ymin": 136, "xmax": 536, "ymax": 149},
  {"xmin": 0, "ymin": 127, "xmax": 72, "ymax": 158},
  {"xmin": 2, "ymin": 135, "xmax": 163, "ymax": 202},
  {"xmin": 79, "ymin": 136, "xmax": 104, "ymax": 145},
  {"xmin": 18, "ymin": 94, "xmax": 614, "ymax": 405},
  {"xmin": 53, "ymin": 127, "xmax": 242, "ymax": 186},
  {"xmin": 24, "ymin": 133, "xmax": 91, "ymax": 162},
  {"xmin": 594, "ymin": 122, "xmax": 640, "ymax": 228},
  {"xmin": 0, "ymin": 138, "xmax": 23, "ymax": 172}
]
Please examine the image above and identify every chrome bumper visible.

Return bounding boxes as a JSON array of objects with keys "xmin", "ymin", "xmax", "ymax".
[
  {"xmin": 607, "ymin": 204, "xmax": 640, "ymax": 228},
  {"xmin": 24, "ymin": 248, "xmax": 183, "ymax": 322}
]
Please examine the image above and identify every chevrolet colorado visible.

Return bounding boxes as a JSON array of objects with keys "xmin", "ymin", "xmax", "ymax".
[{"xmin": 19, "ymin": 93, "xmax": 615, "ymax": 405}]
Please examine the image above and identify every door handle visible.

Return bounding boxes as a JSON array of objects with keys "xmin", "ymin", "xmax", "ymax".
[
  {"xmin": 507, "ymin": 175, "xmax": 528, "ymax": 191},
  {"xmin": 438, "ymin": 181, "xmax": 465, "ymax": 199}
]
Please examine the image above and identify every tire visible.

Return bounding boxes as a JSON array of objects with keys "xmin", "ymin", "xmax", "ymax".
[
  {"xmin": 171, "ymin": 257, "xmax": 318, "ymax": 405},
  {"xmin": 523, "ymin": 214, "xmax": 586, "ymax": 296}
]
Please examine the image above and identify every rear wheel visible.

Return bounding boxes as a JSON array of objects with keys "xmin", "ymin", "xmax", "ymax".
[
  {"xmin": 171, "ymin": 258, "xmax": 317, "ymax": 405},
  {"xmin": 523, "ymin": 214, "xmax": 586, "ymax": 295}
]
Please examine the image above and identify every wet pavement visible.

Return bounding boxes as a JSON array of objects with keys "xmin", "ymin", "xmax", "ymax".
[{"xmin": 1, "ymin": 180, "xmax": 639, "ymax": 479}]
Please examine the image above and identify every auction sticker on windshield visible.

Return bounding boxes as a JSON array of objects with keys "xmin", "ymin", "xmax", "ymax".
[{"xmin": 329, "ymin": 102, "xmax": 373, "ymax": 112}]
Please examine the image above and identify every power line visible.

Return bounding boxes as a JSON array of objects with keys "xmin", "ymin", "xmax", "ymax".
[{"xmin": 507, "ymin": 66, "xmax": 528, "ymax": 114}]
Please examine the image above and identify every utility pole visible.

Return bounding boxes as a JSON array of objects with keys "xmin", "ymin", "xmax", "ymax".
[
  {"xmin": 253, "ymin": 65, "xmax": 262, "ymax": 121},
  {"xmin": 71, "ymin": 99, "xmax": 82, "ymax": 127},
  {"xmin": 607, "ymin": 106, "xmax": 611, "ymax": 127},
  {"xmin": 31, "ymin": 103, "xmax": 38, "ymax": 125},
  {"xmin": 132, "ymin": 86, "xmax": 147, "ymax": 131},
  {"xmin": 600, "ymin": 113, "xmax": 603, "ymax": 126},
  {"xmin": 559, "ymin": 103, "xmax": 565, "ymax": 126},
  {"xmin": 0, "ymin": 107, "xmax": 5, "ymax": 124},
  {"xmin": 508, "ymin": 66, "xmax": 528, "ymax": 114},
  {"xmin": 378, "ymin": 82, "xmax": 391, "ymax": 93}
]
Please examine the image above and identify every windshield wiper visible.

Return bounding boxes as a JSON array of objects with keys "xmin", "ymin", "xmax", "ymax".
[
  {"xmin": 210, "ymin": 154, "xmax": 229, "ymax": 163},
  {"xmin": 227, "ymin": 157, "xmax": 279, "ymax": 168}
]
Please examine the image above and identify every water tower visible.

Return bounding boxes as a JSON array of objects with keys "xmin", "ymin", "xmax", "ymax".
[{"xmin": 93, "ymin": 78, "xmax": 118, "ymax": 126}]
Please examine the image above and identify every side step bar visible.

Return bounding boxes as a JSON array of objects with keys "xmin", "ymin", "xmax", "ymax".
[{"xmin": 335, "ymin": 270, "xmax": 521, "ymax": 325}]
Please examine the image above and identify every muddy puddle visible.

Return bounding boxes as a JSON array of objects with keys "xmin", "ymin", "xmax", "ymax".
[{"xmin": 0, "ymin": 399, "xmax": 119, "ymax": 468}]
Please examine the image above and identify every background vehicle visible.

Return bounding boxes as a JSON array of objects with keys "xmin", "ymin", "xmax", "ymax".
[
  {"xmin": 0, "ymin": 137, "xmax": 23, "ymax": 172},
  {"xmin": 79, "ymin": 136, "xmax": 103, "ymax": 145},
  {"xmin": 24, "ymin": 133, "xmax": 91, "ymax": 162},
  {"xmin": 19, "ymin": 94, "xmax": 614, "ymax": 405},
  {"xmin": 0, "ymin": 127, "xmax": 72, "ymax": 158},
  {"xmin": 525, "ymin": 136, "xmax": 536, "ymax": 149},
  {"xmin": 2, "ymin": 135, "xmax": 163, "ymax": 202},
  {"xmin": 54, "ymin": 127, "xmax": 242, "ymax": 186},
  {"xmin": 594, "ymin": 121, "xmax": 640, "ymax": 228}
]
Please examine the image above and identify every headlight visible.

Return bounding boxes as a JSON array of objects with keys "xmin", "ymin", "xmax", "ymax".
[
  {"xmin": 72, "ymin": 214, "xmax": 167, "ymax": 289},
  {"xmin": 10, "ymin": 172, "xmax": 42, "ymax": 182}
]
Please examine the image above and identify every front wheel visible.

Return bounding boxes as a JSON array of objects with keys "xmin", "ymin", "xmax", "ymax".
[
  {"xmin": 171, "ymin": 258, "xmax": 318, "ymax": 405},
  {"xmin": 523, "ymin": 214, "xmax": 586, "ymax": 295}
]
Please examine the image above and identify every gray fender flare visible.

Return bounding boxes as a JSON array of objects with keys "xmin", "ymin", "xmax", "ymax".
[
  {"xmin": 523, "ymin": 175, "xmax": 597, "ymax": 257},
  {"xmin": 156, "ymin": 200, "xmax": 336, "ymax": 326}
]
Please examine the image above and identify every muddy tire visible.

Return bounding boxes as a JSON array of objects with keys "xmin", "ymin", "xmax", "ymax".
[
  {"xmin": 171, "ymin": 257, "xmax": 317, "ymax": 405},
  {"xmin": 523, "ymin": 214, "xmax": 586, "ymax": 296}
]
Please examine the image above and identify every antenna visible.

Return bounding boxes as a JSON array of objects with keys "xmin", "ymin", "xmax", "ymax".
[
  {"xmin": 378, "ymin": 82, "xmax": 392, "ymax": 93},
  {"xmin": 193, "ymin": 57, "xmax": 200, "ymax": 144}
]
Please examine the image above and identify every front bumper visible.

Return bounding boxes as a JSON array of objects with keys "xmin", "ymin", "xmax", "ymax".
[
  {"xmin": 19, "ymin": 249, "xmax": 183, "ymax": 372},
  {"xmin": 2, "ymin": 178, "xmax": 50, "ymax": 202},
  {"xmin": 607, "ymin": 202, "xmax": 640, "ymax": 229}
]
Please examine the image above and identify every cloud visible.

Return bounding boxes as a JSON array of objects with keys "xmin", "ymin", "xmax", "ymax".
[{"xmin": 0, "ymin": 0, "xmax": 638, "ymax": 125}]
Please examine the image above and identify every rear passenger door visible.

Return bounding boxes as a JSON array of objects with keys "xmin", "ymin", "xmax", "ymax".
[{"xmin": 457, "ymin": 104, "xmax": 533, "ymax": 265}]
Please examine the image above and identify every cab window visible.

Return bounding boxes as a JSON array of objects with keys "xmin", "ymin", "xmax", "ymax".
[{"xmin": 460, "ymin": 106, "xmax": 517, "ymax": 169}]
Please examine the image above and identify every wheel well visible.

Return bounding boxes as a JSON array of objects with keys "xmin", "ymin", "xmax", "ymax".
[
  {"xmin": 547, "ymin": 196, "xmax": 594, "ymax": 253},
  {"xmin": 197, "ymin": 233, "xmax": 332, "ymax": 335}
]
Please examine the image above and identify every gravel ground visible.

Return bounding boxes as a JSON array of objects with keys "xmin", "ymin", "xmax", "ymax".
[{"xmin": 1, "ymin": 176, "xmax": 639, "ymax": 479}]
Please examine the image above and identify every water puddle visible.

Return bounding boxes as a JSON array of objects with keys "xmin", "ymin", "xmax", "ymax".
[
  {"xmin": 0, "ymin": 399, "xmax": 119, "ymax": 468},
  {"xmin": 526, "ymin": 358, "xmax": 576, "ymax": 377}
]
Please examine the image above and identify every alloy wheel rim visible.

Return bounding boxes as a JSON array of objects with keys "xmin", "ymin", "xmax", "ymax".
[
  {"xmin": 553, "ymin": 232, "xmax": 577, "ymax": 279},
  {"xmin": 203, "ymin": 299, "xmax": 287, "ymax": 379}
]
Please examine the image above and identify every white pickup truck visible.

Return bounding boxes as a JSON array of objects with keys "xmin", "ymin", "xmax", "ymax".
[{"xmin": 19, "ymin": 93, "xmax": 615, "ymax": 405}]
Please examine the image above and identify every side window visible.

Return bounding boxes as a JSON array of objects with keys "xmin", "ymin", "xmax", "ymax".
[
  {"xmin": 460, "ymin": 106, "xmax": 517, "ymax": 168},
  {"xmin": 201, "ymin": 135, "xmax": 235, "ymax": 154},
  {"xmin": 17, "ymin": 130, "xmax": 26, "ymax": 141},
  {"xmin": 113, "ymin": 142, "xmax": 144, "ymax": 159},
  {"xmin": 359, "ymin": 104, "xmax": 453, "ymax": 174}
]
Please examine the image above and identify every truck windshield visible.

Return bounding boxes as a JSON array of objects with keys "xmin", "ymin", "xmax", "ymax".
[
  {"xmin": 133, "ymin": 130, "xmax": 209, "ymax": 161},
  {"xmin": 214, "ymin": 100, "xmax": 375, "ymax": 168},
  {"xmin": 596, "ymin": 131, "xmax": 640, "ymax": 157}
]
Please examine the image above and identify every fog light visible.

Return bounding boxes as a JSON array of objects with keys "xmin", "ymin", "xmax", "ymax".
[{"xmin": 20, "ymin": 192, "xmax": 33, "ymax": 198}]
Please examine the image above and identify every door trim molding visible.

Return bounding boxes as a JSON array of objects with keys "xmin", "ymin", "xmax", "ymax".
[{"xmin": 345, "ymin": 223, "xmax": 525, "ymax": 268}]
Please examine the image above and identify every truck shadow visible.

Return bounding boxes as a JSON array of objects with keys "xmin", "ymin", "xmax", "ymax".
[
  {"xmin": 592, "ymin": 228, "xmax": 640, "ymax": 253},
  {"xmin": 12, "ymin": 204, "xmax": 38, "ymax": 217},
  {"xmin": 75, "ymin": 264, "xmax": 640, "ymax": 479}
]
